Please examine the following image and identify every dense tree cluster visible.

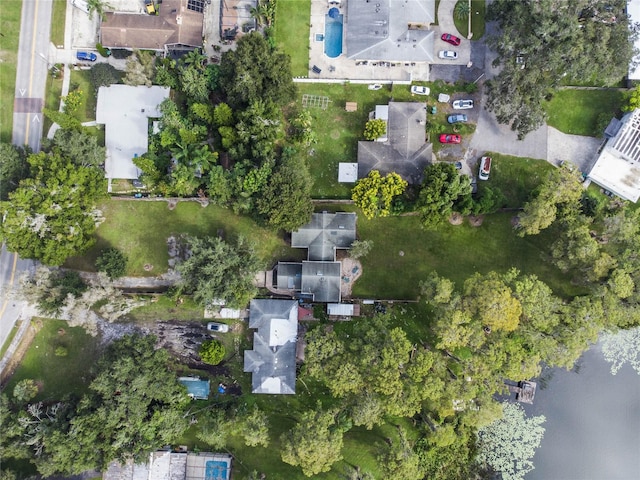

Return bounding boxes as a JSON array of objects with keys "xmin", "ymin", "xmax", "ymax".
[
  {"xmin": 486, "ymin": 0, "xmax": 637, "ymax": 139},
  {"xmin": 351, "ymin": 170, "xmax": 407, "ymax": 219},
  {"xmin": 176, "ymin": 235, "xmax": 262, "ymax": 309}
]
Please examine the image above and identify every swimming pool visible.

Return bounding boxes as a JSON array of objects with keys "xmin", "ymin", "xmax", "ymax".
[
  {"xmin": 205, "ymin": 460, "xmax": 229, "ymax": 480},
  {"xmin": 324, "ymin": 14, "xmax": 343, "ymax": 58}
]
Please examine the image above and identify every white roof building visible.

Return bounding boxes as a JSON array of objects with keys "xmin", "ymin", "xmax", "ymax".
[
  {"xmin": 628, "ymin": 0, "xmax": 640, "ymax": 80},
  {"xmin": 96, "ymin": 85, "xmax": 170, "ymax": 180},
  {"xmin": 588, "ymin": 109, "xmax": 640, "ymax": 202}
]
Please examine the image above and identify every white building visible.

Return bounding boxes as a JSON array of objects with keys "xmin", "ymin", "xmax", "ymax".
[{"xmin": 588, "ymin": 109, "xmax": 640, "ymax": 202}]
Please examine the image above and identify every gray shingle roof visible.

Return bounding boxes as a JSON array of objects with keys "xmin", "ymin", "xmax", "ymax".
[
  {"xmin": 244, "ymin": 300, "xmax": 298, "ymax": 394},
  {"xmin": 300, "ymin": 261, "xmax": 341, "ymax": 303},
  {"xmin": 358, "ymin": 102, "xmax": 432, "ymax": 184},
  {"xmin": 291, "ymin": 212, "xmax": 357, "ymax": 261},
  {"xmin": 346, "ymin": 0, "xmax": 435, "ymax": 62}
]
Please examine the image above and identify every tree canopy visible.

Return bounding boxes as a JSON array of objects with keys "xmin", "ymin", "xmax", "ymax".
[
  {"xmin": 0, "ymin": 143, "xmax": 30, "ymax": 201},
  {"xmin": 351, "ymin": 170, "xmax": 407, "ymax": 219},
  {"xmin": 219, "ymin": 33, "xmax": 296, "ymax": 109},
  {"xmin": 0, "ymin": 150, "xmax": 104, "ymax": 265},
  {"xmin": 176, "ymin": 235, "xmax": 262, "ymax": 308},
  {"xmin": 417, "ymin": 163, "xmax": 472, "ymax": 226},
  {"xmin": 486, "ymin": 0, "xmax": 637, "ymax": 139}
]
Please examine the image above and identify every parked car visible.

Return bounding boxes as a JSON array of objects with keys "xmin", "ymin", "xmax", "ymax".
[
  {"xmin": 470, "ymin": 177, "xmax": 478, "ymax": 194},
  {"xmin": 479, "ymin": 156, "xmax": 492, "ymax": 180},
  {"xmin": 447, "ymin": 114, "xmax": 468, "ymax": 124},
  {"xmin": 453, "ymin": 99, "xmax": 474, "ymax": 110},
  {"xmin": 76, "ymin": 51, "xmax": 97, "ymax": 62},
  {"xmin": 438, "ymin": 50, "xmax": 458, "ymax": 60},
  {"xmin": 368, "ymin": 84, "xmax": 383, "ymax": 90},
  {"xmin": 207, "ymin": 322, "xmax": 230, "ymax": 333},
  {"xmin": 132, "ymin": 179, "xmax": 145, "ymax": 189},
  {"xmin": 439, "ymin": 134, "xmax": 461, "ymax": 144},
  {"xmin": 441, "ymin": 33, "xmax": 461, "ymax": 46},
  {"xmin": 410, "ymin": 85, "xmax": 430, "ymax": 96}
]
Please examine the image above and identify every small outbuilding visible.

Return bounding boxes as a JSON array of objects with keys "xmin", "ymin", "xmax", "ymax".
[{"xmin": 338, "ymin": 163, "xmax": 358, "ymax": 182}]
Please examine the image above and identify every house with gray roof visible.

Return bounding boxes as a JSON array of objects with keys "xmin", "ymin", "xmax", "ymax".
[
  {"xmin": 275, "ymin": 212, "xmax": 356, "ymax": 303},
  {"xmin": 588, "ymin": 108, "xmax": 640, "ymax": 202},
  {"xmin": 345, "ymin": 0, "xmax": 436, "ymax": 62},
  {"xmin": 243, "ymin": 299, "xmax": 298, "ymax": 394},
  {"xmin": 358, "ymin": 102, "xmax": 432, "ymax": 184}
]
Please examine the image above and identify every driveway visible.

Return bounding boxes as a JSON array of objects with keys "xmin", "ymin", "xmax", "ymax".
[{"xmin": 547, "ymin": 127, "xmax": 602, "ymax": 172}]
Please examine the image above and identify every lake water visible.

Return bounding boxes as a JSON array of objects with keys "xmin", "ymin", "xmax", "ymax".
[{"xmin": 526, "ymin": 342, "xmax": 640, "ymax": 480}]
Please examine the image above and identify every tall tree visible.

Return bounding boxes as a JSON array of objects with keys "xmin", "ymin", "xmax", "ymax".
[
  {"xmin": 219, "ymin": 33, "xmax": 296, "ymax": 109},
  {"xmin": 0, "ymin": 151, "xmax": 104, "ymax": 265},
  {"xmin": 281, "ymin": 406, "xmax": 344, "ymax": 476},
  {"xmin": 0, "ymin": 143, "xmax": 30, "ymax": 201},
  {"xmin": 176, "ymin": 235, "xmax": 262, "ymax": 308},
  {"xmin": 47, "ymin": 129, "xmax": 106, "ymax": 167},
  {"xmin": 486, "ymin": 0, "xmax": 636, "ymax": 139},
  {"xmin": 416, "ymin": 162, "xmax": 472, "ymax": 227},
  {"xmin": 351, "ymin": 170, "xmax": 407, "ymax": 219},
  {"xmin": 37, "ymin": 335, "xmax": 189, "ymax": 475}
]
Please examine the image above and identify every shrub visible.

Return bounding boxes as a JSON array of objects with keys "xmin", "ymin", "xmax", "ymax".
[
  {"xmin": 95, "ymin": 42, "xmax": 109, "ymax": 57},
  {"xmin": 55, "ymin": 346, "xmax": 69, "ymax": 357},
  {"xmin": 13, "ymin": 379, "xmax": 39, "ymax": 403},
  {"xmin": 90, "ymin": 63, "xmax": 121, "ymax": 92},
  {"xmin": 96, "ymin": 247, "xmax": 128, "ymax": 279},
  {"xmin": 363, "ymin": 119, "xmax": 387, "ymax": 140},
  {"xmin": 199, "ymin": 340, "xmax": 226, "ymax": 365}
]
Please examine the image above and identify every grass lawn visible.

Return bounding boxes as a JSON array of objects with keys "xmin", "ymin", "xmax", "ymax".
[
  {"xmin": 51, "ymin": 0, "xmax": 67, "ymax": 47},
  {"xmin": 353, "ymin": 211, "xmax": 583, "ymax": 300},
  {"xmin": 127, "ymin": 295, "xmax": 205, "ymax": 323},
  {"xmin": 477, "ymin": 152, "xmax": 555, "ymax": 208},
  {"xmin": 0, "ymin": 0, "xmax": 22, "ymax": 142},
  {"xmin": 0, "ymin": 320, "xmax": 22, "ymax": 358},
  {"xmin": 543, "ymin": 88, "xmax": 624, "ymax": 136},
  {"xmin": 64, "ymin": 199, "xmax": 303, "ymax": 275},
  {"xmin": 3, "ymin": 318, "xmax": 100, "ymax": 402},
  {"xmin": 453, "ymin": 0, "xmax": 486, "ymax": 40},
  {"xmin": 70, "ymin": 69, "xmax": 97, "ymax": 123},
  {"xmin": 297, "ymin": 83, "xmax": 473, "ymax": 198},
  {"xmin": 274, "ymin": 0, "xmax": 311, "ymax": 77},
  {"xmin": 43, "ymin": 70, "xmax": 64, "ymax": 137}
]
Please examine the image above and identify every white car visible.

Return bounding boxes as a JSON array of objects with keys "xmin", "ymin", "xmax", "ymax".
[
  {"xmin": 410, "ymin": 85, "xmax": 430, "ymax": 96},
  {"xmin": 438, "ymin": 50, "xmax": 458, "ymax": 60},
  {"xmin": 207, "ymin": 322, "xmax": 229, "ymax": 333},
  {"xmin": 479, "ymin": 156, "xmax": 492, "ymax": 181},
  {"xmin": 368, "ymin": 84, "xmax": 383, "ymax": 90},
  {"xmin": 453, "ymin": 99, "xmax": 474, "ymax": 110}
]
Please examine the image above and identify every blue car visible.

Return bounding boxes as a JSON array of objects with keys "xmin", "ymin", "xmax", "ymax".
[
  {"xmin": 76, "ymin": 51, "xmax": 97, "ymax": 62},
  {"xmin": 447, "ymin": 114, "xmax": 468, "ymax": 124}
]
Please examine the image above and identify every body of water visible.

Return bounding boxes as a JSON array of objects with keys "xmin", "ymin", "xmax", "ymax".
[
  {"xmin": 527, "ymin": 343, "xmax": 640, "ymax": 479},
  {"xmin": 324, "ymin": 14, "xmax": 343, "ymax": 58}
]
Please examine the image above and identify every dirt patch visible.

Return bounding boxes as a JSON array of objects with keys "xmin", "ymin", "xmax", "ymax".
[
  {"xmin": 330, "ymin": 129, "xmax": 341, "ymax": 140},
  {"xmin": 339, "ymin": 256, "xmax": 362, "ymax": 299},
  {"xmin": 167, "ymin": 199, "xmax": 178, "ymax": 210},
  {"xmin": 468, "ymin": 215, "xmax": 484, "ymax": 227},
  {"xmin": 449, "ymin": 212, "xmax": 464, "ymax": 225},
  {"xmin": 511, "ymin": 216, "xmax": 520, "ymax": 227},
  {"xmin": 143, "ymin": 264, "xmax": 154, "ymax": 271},
  {"xmin": 57, "ymin": 328, "xmax": 66, "ymax": 336},
  {"xmin": 0, "ymin": 322, "xmax": 38, "ymax": 385}
]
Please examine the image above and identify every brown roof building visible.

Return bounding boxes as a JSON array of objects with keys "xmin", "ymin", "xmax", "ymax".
[{"xmin": 100, "ymin": 0, "xmax": 203, "ymax": 52}]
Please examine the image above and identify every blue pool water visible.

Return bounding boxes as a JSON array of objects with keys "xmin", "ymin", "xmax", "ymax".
[
  {"xmin": 324, "ymin": 14, "xmax": 343, "ymax": 58},
  {"xmin": 205, "ymin": 460, "xmax": 228, "ymax": 480}
]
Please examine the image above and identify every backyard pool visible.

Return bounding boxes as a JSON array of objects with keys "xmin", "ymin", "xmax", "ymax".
[
  {"xmin": 205, "ymin": 460, "xmax": 229, "ymax": 480},
  {"xmin": 324, "ymin": 13, "xmax": 343, "ymax": 58}
]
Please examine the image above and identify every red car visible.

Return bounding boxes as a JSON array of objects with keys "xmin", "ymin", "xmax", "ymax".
[
  {"xmin": 441, "ymin": 33, "xmax": 461, "ymax": 46},
  {"xmin": 439, "ymin": 134, "xmax": 461, "ymax": 144}
]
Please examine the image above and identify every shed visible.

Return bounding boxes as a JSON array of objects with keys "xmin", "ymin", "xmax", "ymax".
[
  {"xmin": 327, "ymin": 303, "xmax": 355, "ymax": 316},
  {"xmin": 345, "ymin": 101, "xmax": 358, "ymax": 112},
  {"xmin": 219, "ymin": 308, "xmax": 241, "ymax": 319},
  {"xmin": 338, "ymin": 163, "xmax": 358, "ymax": 182},
  {"xmin": 179, "ymin": 377, "xmax": 210, "ymax": 400}
]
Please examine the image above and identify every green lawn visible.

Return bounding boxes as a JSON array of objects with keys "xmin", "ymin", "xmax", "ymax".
[
  {"xmin": 43, "ymin": 69, "xmax": 64, "ymax": 137},
  {"xmin": 3, "ymin": 318, "xmax": 99, "ymax": 402},
  {"xmin": 51, "ymin": 0, "xmax": 67, "ymax": 47},
  {"xmin": 274, "ymin": 0, "xmax": 311, "ymax": 77},
  {"xmin": 0, "ymin": 0, "xmax": 22, "ymax": 142},
  {"xmin": 477, "ymin": 153, "xmax": 555, "ymax": 208},
  {"xmin": 453, "ymin": 0, "xmax": 486, "ymax": 40},
  {"xmin": 296, "ymin": 83, "xmax": 473, "ymax": 198},
  {"xmin": 70, "ymin": 69, "xmax": 97, "ymax": 123},
  {"xmin": 64, "ymin": 199, "xmax": 303, "ymax": 275},
  {"xmin": 353, "ymin": 211, "xmax": 583, "ymax": 300},
  {"xmin": 543, "ymin": 88, "xmax": 624, "ymax": 136}
]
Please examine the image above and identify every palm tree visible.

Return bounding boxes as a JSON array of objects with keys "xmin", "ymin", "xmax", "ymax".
[
  {"xmin": 454, "ymin": 0, "xmax": 470, "ymax": 21},
  {"xmin": 86, "ymin": 0, "xmax": 113, "ymax": 20},
  {"xmin": 182, "ymin": 49, "xmax": 207, "ymax": 71}
]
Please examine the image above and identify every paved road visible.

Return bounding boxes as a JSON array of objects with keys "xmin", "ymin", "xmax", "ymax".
[
  {"xmin": 0, "ymin": 244, "xmax": 34, "ymax": 351},
  {"xmin": 11, "ymin": 0, "xmax": 53, "ymax": 152}
]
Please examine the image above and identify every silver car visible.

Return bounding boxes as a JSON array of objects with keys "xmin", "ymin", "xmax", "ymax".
[{"xmin": 207, "ymin": 322, "xmax": 229, "ymax": 333}]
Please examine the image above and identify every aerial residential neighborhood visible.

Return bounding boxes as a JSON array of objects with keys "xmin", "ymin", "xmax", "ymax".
[{"xmin": 2, "ymin": 1, "xmax": 640, "ymax": 479}]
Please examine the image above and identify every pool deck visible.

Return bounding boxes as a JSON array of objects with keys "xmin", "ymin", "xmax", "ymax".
[{"xmin": 306, "ymin": 0, "xmax": 471, "ymax": 83}]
